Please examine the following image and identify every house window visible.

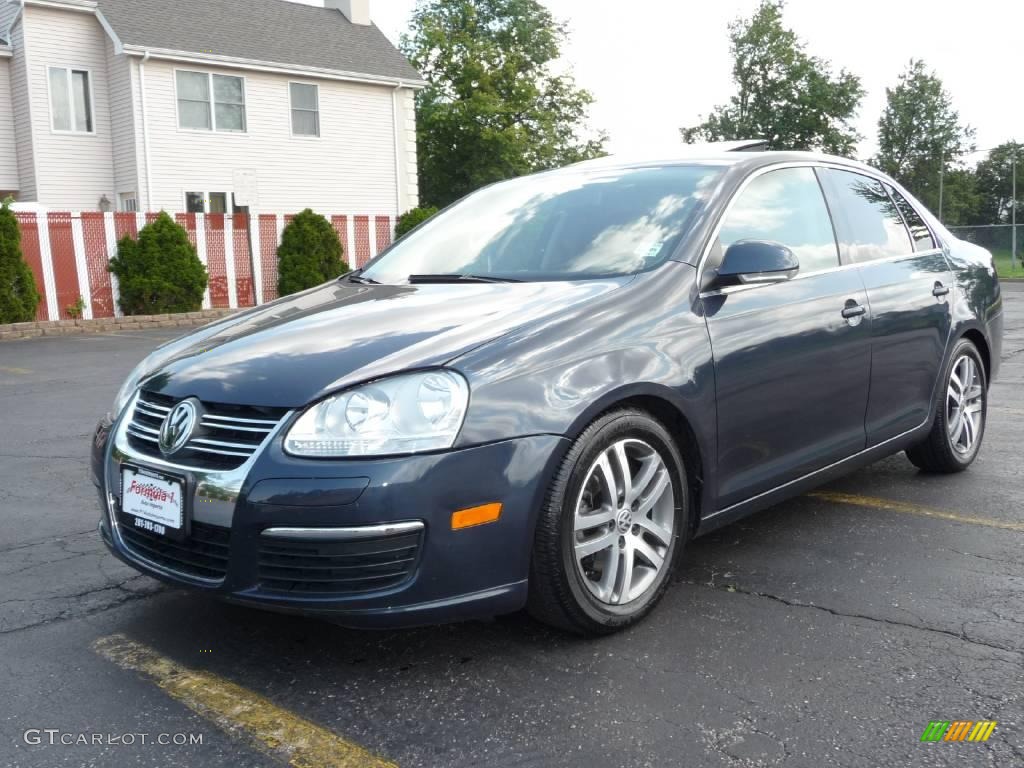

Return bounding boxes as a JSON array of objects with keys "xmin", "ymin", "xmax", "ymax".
[
  {"xmin": 186, "ymin": 192, "xmax": 232, "ymax": 214},
  {"xmin": 290, "ymin": 83, "xmax": 320, "ymax": 137},
  {"xmin": 119, "ymin": 192, "xmax": 138, "ymax": 213},
  {"xmin": 49, "ymin": 67, "xmax": 94, "ymax": 133},
  {"xmin": 176, "ymin": 71, "xmax": 246, "ymax": 132}
]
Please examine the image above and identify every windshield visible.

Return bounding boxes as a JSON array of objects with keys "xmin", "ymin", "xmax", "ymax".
[{"xmin": 361, "ymin": 164, "xmax": 724, "ymax": 283}]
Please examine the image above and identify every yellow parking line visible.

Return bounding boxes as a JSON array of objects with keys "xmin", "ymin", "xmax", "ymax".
[
  {"xmin": 93, "ymin": 634, "xmax": 396, "ymax": 768},
  {"xmin": 808, "ymin": 492, "xmax": 1024, "ymax": 533}
]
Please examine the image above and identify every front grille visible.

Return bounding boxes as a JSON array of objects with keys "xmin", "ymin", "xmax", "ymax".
[
  {"xmin": 258, "ymin": 529, "xmax": 423, "ymax": 596},
  {"xmin": 117, "ymin": 511, "xmax": 230, "ymax": 581},
  {"xmin": 126, "ymin": 391, "xmax": 287, "ymax": 471}
]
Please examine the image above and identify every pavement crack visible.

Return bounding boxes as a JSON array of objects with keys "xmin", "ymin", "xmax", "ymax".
[{"xmin": 683, "ymin": 579, "xmax": 1022, "ymax": 657}]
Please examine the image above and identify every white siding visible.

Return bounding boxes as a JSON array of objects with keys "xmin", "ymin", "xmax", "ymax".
[
  {"xmin": 22, "ymin": 5, "xmax": 115, "ymax": 209},
  {"xmin": 0, "ymin": 56, "xmax": 19, "ymax": 192},
  {"xmin": 105, "ymin": 35, "xmax": 140, "ymax": 204},
  {"xmin": 141, "ymin": 59, "xmax": 399, "ymax": 214},
  {"xmin": 396, "ymin": 87, "xmax": 418, "ymax": 212},
  {"xmin": 9, "ymin": 21, "xmax": 36, "ymax": 199}
]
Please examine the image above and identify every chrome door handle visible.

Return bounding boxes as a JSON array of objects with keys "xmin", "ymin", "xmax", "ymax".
[
  {"xmin": 841, "ymin": 305, "xmax": 866, "ymax": 319},
  {"xmin": 933, "ymin": 282, "xmax": 950, "ymax": 297}
]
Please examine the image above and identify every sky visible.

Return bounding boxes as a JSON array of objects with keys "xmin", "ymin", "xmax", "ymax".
[{"xmin": 297, "ymin": 0, "xmax": 1023, "ymax": 162}]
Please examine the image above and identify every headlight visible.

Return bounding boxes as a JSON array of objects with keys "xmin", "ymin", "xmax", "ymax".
[
  {"xmin": 284, "ymin": 370, "xmax": 469, "ymax": 458},
  {"xmin": 110, "ymin": 359, "xmax": 149, "ymax": 420}
]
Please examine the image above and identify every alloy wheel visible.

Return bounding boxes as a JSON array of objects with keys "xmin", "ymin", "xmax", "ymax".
[
  {"xmin": 947, "ymin": 354, "xmax": 984, "ymax": 455},
  {"xmin": 572, "ymin": 438, "xmax": 675, "ymax": 605}
]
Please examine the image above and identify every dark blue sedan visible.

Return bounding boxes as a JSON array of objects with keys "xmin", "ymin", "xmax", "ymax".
[{"xmin": 92, "ymin": 148, "xmax": 1003, "ymax": 635}]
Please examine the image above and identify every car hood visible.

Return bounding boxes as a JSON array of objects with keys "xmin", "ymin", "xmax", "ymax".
[{"xmin": 140, "ymin": 278, "xmax": 628, "ymax": 407}]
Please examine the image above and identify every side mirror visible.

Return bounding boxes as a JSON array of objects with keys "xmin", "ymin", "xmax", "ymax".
[{"xmin": 717, "ymin": 240, "xmax": 799, "ymax": 286}]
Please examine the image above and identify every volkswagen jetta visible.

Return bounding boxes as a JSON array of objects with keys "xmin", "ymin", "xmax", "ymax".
[{"xmin": 92, "ymin": 149, "xmax": 1003, "ymax": 635}]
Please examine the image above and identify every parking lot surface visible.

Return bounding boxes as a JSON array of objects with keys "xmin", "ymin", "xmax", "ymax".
[{"xmin": 1, "ymin": 285, "xmax": 1022, "ymax": 767}]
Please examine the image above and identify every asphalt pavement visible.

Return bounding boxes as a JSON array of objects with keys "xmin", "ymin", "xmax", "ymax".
[{"xmin": 1, "ymin": 286, "xmax": 1022, "ymax": 768}]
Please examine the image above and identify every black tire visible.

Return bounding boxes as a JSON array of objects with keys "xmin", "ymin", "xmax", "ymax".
[
  {"xmin": 905, "ymin": 338, "xmax": 988, "ymax": 473},
  {"xmin": 527, "ymin": 408, "xmax": 688, "ymax": 635}
]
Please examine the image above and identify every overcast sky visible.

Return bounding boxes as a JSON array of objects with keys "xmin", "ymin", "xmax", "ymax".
[{"xmin": 302, "ymin": 0, "xmax": 1022, "ymax": 162}]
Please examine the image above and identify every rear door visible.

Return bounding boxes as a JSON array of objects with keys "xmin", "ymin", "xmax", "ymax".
[
  {"xmin": 818, "ymin": 169, "xmax": 953, "ymax": 445},
  {"xmin": 703, "ymin": 166, "xmax": 872, "ymax": 509}
]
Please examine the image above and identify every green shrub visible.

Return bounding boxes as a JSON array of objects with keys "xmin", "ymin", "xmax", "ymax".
[
  {"xmin": 277, "ymin": 209, "xmax": 347, "ymax": 296},
  {"xmin": 0, "ymin": 197, "xmax": 41, "ymax": 324},
  {"xmin": 108, "ymin": 212, "xmax": 208, "ymax": 315},
  {"xmin": 395, "ymin": 206, "xmax": 439, "ymax": 240}
]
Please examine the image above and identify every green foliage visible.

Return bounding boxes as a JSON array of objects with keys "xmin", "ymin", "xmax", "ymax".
[
  {"xmin": 871, "ymin": 59, "xmax": 975, "ymax": 216},
  {"xmin": 974, "ymin": 142, "xmax": 1023, "ymax": 225},
  {"xmin": 395, "ymin": 206, "xmax": 439, "ymax": 239},
  {"xmin": 276, "ymin": 209, "xmax": 347, "ymax": 296},
  {"xmin": 0, "ymin": 197, "xmax": 41, "ymax": 324},
  {"xmin": 66, "ymin": 295, "xmax": 86, "ymax": 319},
  {"xmin": 108, "ymin": 212, "xmax": 208, "ymax": 315},
  {"xmin": 681, "ymin": 0, "xmax": 864, "ymax": 155},
  {"xmin": 402, "ymin": 0, "xmax": 606, "ymax": 208}
]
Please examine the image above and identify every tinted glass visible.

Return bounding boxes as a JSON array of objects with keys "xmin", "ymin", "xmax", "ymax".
[
  {"xmin": 718, "ymin": 167, "xmax": 838, "ymax": 274},
  {"xmin": 361, "ymin": 165, "xmax": 724, "ymax": 283},
  {"xmin": 823, "ymin": 169, "xmax": 913, "ymax": 262},
  {"xmin": 886, "ymin": 184, "xmax": 935, "ymax": 251}
]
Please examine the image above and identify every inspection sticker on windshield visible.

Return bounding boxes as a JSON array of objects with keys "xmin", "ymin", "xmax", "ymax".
[
  {"xmin": 634, "ymin": 241, "xmax": 664, "ymax": 261},
  {"xmin": 121, "ymin": 467, "xmax": 183, "ymax": 533}
]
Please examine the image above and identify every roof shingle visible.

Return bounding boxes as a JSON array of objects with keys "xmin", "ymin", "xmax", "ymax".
[{"xmin": 97, "ymin": 0, "xmax": 422, "ymax": 83}]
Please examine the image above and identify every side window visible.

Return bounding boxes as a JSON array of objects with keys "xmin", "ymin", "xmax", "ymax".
[
  {"xmin": 821, "ymin": 169, "xmax": 913, "ymax": 263},
  {"xmin": 718, "ymin": 167, "xmax": 839, "ymax": 274},
  {"xmin": 886, "ymin": 185, "xmax": 936, "ymax": 251}
]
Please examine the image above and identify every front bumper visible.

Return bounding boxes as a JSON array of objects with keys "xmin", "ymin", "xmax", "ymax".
[{"xmin": 93, "ymin": 401, "xmax": 567, "ymax": 628}]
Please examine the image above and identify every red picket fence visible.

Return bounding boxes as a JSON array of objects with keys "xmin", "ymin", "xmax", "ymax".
[{"xmin": 12, "ymin": 211, "xmax": 395, "ymax": 321}]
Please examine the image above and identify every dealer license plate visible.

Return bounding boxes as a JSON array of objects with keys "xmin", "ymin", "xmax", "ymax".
[{"xmin": 121, "ymin": 466, "xmax": 184, "ymax": 538}]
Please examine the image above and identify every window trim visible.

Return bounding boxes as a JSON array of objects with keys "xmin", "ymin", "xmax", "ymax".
[
  {"xmin": 696, "ymin": 161, "xmax": 943, "ymax": 297},
  {"xmin": 46, "ymin": 66, "xmax": 96, "ymax": 135},
  {"xmin": 173, "ymin": 68, "xmax": 248, "ymax": 134},
  {"xmin": 289, "ymin": 81, "xmax": 321, "ymax": 139}
]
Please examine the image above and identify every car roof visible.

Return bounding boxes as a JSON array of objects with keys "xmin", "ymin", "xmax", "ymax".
[{"xmin": 565, "ymin": 149, "xmax": 877, "ymax": 177}]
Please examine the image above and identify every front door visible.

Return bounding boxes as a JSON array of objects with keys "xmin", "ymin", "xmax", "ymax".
[
  {"xmin": 818, "ymin": 169, "xmax": 954, "ymax": 445},
  {"xmin": 702, "ymin": 167, "xmax": 872, "ymax": 509}
]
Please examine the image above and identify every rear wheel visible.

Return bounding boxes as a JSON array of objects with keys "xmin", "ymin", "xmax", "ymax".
[
  {"xmin": 906, "ymin": 338, "xmax": 987, "ymax": 473},
  {"xmin": 528, "ymin": 409, "xmax": 688, "ymax": 635}
]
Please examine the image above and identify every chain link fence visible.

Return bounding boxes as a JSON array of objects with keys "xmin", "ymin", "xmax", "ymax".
[{"xmin": 946, "ymin": 224, "xmax": 1022, "ymax": 274}]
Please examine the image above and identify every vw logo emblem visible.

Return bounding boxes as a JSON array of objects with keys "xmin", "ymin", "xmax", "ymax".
[{"xmin": 159, "ymin": 399, "xmax": 199, "ymax": 456}]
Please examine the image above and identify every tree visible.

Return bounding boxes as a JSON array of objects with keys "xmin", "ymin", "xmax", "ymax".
[
  {"xmin": 974, "ymin": 141, "xmax": 1023, "ymax": 224},
  {"xmin": 277, "ymin": 209, "xmax": 347, "ymax": 297},
  {"xmin": 108, "ymin": 212, "xmax": 208, "ymax": 315},
  {"xmin": 681, "ymin": 0, "xmax": 864, "ymax": 155},
  {"xmin": 872, "ymin": 59, "xmax": 975, "ymax": 216},
  {"xmin": 402, "ymin": 0, "xmax": 606, "ymax": 208},
  {"xmin": 0, "ymin": 197, "xmax": 41, "ymax": 324}
]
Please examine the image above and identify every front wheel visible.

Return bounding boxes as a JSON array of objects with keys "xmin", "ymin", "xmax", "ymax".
[
  {"xmin": 906, "ymin": 338, "xmax": 987, "ymax": 473},
  {"xmin": 527, "ymin": 409, "xmax": 688, "ymax": 635}
]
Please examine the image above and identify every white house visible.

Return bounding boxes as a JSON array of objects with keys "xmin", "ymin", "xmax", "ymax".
[{"xmin": 0, "ymin": 0, "xmax": 423, "ymax": 215}]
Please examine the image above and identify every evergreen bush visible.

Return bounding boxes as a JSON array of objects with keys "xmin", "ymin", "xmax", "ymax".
[
  {"xmin": 277, "ymin": 209, "xmax": 347, "ymax": 296},
  {"xmin": 108, "ymin": 212, "xmax": 208, "ymax": 315}
]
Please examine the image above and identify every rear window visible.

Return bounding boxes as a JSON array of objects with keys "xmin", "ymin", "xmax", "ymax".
[
  {"xmin": 821, "ymin": 169, "xmax": 914, "ymax": 263},
  {"xmin": 886, "ymin": 184, "xmax": 936, "ymax": 251},
  {"xmin": 361, "ymin": 165, "xmax": 725, "ymax": 283}
]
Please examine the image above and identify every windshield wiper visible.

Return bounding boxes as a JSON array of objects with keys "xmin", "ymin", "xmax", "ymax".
[
  {"xmin": 408, "ymin": 273, "xmax": 523, "ymax": 284},
  {"xmin": 345, "ymin": 270, "xmax": 380, "ymax": 285}
]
